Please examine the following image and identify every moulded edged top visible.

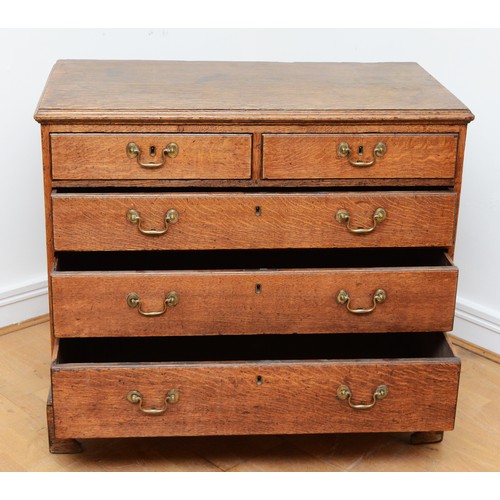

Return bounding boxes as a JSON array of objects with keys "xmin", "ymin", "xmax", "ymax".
[{"xmin": 34, "ymin": 60, "xmax": 474, "ymax": 123}]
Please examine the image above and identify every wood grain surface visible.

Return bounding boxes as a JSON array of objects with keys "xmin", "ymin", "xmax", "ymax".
[
  {"xmin": 51, "ymin": 353, "xmax": 460, "ymax": 439},
  {"xmin": 51, "ymin": 133, "xmax": 252, "ymax": 180},
  {"xmin": 34, "ymin": 61, "xmax": 474, "ymax": 123},
  {"xmin": 51, "ymin": 262, "xmax": 458, "ymax": 337},
  {"xmin": 263, "ymin": 134, "xmax": 457, "ymax": 179},
  {"xmin": 51, "ymin": 191, "xmax": 458, "ymax": 251}
]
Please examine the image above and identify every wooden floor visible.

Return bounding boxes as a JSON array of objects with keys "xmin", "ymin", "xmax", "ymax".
[{"xmin": 0, "ymin": 321, "xmax": 498, "ymax": 472}]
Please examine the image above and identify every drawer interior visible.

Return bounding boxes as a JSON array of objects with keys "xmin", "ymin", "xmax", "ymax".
[
  {"xmin": 55, "ymin": 248, "xmax": 453, "ymax": 272},
  {"xmin": 56, "ymin": 331, "xmax": 455, "ymax": 365}
]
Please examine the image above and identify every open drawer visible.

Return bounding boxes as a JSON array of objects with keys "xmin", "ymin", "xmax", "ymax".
[
  {"xmin": 51, "ymin": 332, "xmax": 460, "ymax": 439},
  {"xmin": 51, "ymin": 248, "xmax": 458, "ymax": 337}
]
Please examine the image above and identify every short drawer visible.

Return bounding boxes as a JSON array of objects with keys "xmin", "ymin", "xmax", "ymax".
[
  {"xmin": 51, "ymin": 133, "xmax": 252, "ymax": 180},
  {"xmin": 263, "ymin": 134, "xmax": 458, "ymax": 180},
  {"xmin": 51, "ymin": 332, "xmax": 460, "ymax": 439},
  {"xmin": 51, "ymin": 249, "xmax": 458, "ymax": 337},
  {"xmin": 51, "ymin": 191, "xmax": 457, "ymax": 251}
]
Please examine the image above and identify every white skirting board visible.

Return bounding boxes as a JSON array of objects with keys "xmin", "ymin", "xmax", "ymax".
[
  {"xmin": 0, "ymin": 279, "xmax": 49, "ymax": 329},
  {"xmin": 453, "ymin": 297, "xmax": 500, "ymax": 355},
  {"xmin": 1, "ymin": 282, "xmax": 499, "ymax": 354}
]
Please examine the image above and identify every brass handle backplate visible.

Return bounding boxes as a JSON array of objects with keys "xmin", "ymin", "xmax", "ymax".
[
  {"xmin": 126, "ymin": 142, "xmax": 179, "ymax": 168},
  {"xmin": 337, "ymin": 289, "xmax": 386, "ymax": 314},
  {"xmin": 337, "ymin": 141, "xmax": 386, "ymax": 167},
  {"xmin": 127, "ymin": 208, "xmax": 179, "ymax": 235},
  {"xmin": 335, "ymin": 207, "xmax": 386, "ymax": 234},
  {"xmin": 127, "ymin": 389, "xmax": 180, "ymax": 415},
  {"xmin": 127, "ymin": 291, "xmax": 179, "ymax": 316},
  {"xmin": 337, "ymin": 384, "xmax": 388, "ymax": 409}
]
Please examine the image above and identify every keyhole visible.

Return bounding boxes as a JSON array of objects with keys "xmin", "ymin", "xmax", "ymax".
[
  {"xmin": 256, "ymin": 375, "xmax": 263, "ymax": 385},
  {"xmin": 150, "ymin": 146, "xmax": 156, "ymax": 157},
  {"xmin": 255, "ymin": 283, "xmax": 262, "ymax": 294},
  {"xmin": 358, "ymin": 145, "xmax": 364, "ymax": 156},
  {"xmin": 255, "ymin": 206, "xmax": 261, "ymax": 217}
]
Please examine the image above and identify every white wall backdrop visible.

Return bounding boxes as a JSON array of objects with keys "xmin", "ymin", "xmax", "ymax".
[{"xmin": 1, "ymin": 28, "xmax": 499, "ymax": 352}]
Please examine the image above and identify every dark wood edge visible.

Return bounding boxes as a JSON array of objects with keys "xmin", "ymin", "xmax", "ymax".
[
  {"xmin": 52, "ymin": 354, "xmax": 461, "ymax": 371},
  {"xmin": 51, "ymin": 179, "xmax": 456, "ymax": 188},
  {"xmin": 51, "ymin": 190, "xmax": 458, "ymax": 198},
  {"xmin": 34, "ymin": 109, "xmax": 475, "ymax": 124},
  {"xmin": 43, "ymin": 123, "xmax": 466, "ymax": 133},
  {"xmin": 52, "ymin": 265, "xmax": 459, "ymax": 278}
]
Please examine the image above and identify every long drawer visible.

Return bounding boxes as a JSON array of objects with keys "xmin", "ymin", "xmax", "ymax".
[
  {"xmin": 51, "ymin": 332, "xmax": 460, "ymax": 439},
  {"xmin": 51, "ymin": 191, "xmax": 457, "ymax": 251},
  {"xmin": 263, "ymin": 134, "xmax": 458, "ymax": 180},
  {"xmin": 51, "ymin": 249, "xmax": 458, "ymax": 337},
  {"xmin": 51, "ymin": 133, "xmax": 252, "ymax": 180}
]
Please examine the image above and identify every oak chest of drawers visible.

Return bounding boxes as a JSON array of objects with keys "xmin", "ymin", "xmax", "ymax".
[{"xmin": 35, "ymin": 60, "xmax": 473, "ymax": 453}]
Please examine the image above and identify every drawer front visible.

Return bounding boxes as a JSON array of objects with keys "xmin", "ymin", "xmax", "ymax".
[
  {"xmin": 51, "ymin": 133, "xmax": 252, "ymax": 180},
  {"xmin": 51, "ymin": 263, "xmax": 458, "ymax": 337},
  {"xmin": 51, "ymin": 349, "xmax": 460, "ymax": 439},
  {"xmin": 263, "ymin": 134, "xmax": 458, "ymax": 180},
  {"xmin": 52, "ymin": 192, "xmax": 457, "ymax": 251}
]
